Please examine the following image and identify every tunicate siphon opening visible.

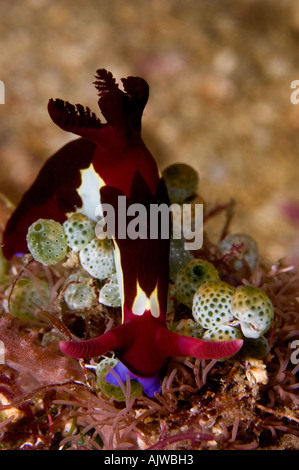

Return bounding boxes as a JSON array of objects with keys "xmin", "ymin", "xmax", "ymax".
[{"xmin": 33, "ymin": 223, "xmax": 43, "ymax": 232}]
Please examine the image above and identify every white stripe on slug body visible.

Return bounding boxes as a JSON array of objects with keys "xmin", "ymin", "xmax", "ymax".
[
  {"xmin": 77, "ymin": 164, "xmax": 105, "ymax": 221},
  {"xmin": 132, "ymin": 282, "xmax": 160, "ymax": 318}
]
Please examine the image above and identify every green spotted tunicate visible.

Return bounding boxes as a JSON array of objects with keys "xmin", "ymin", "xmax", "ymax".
[
  {"xmin": 169, "ymin": 237, "xmax": 193, "ymax": 281},
  {"xmin": 63, "ymin": 273, "xmax": 97, "ymax": 310},
  {"xmin": 79, "ymin": 237, "xmax": 115, "ymax": 279},
  {"xmin": 96, "ymin": 357, "xmax": 143, "ymax": 401},
  {"xmin": 3, "ymin": 277, "xmax": 50, "ymax": 322},
  {"xmin": 162, "ymin": 163, "xmax": 199, "ymax": 204},
  {"xmin": 174, "ymin": 259, "xmax": 220, "ymax": 308},
  {"xmin": 26, "ymin": 219, "xmax": 67, "ymax": 265},
  {"xmin": 169, "ymin": 318, "xmax": 204, "ymax": 339},
  {"xmin": 0, "ymin": 247, "xmax": 9, "ymax": 286},
  {"xmin": 231, "ymin": 285, "xmax": 274, "ymax": 339},
  {"xmin": 202, "ymin": 325, "xmax": 243, "ymax": 360},
  {"xmin": 99, "ymin": 272, "xmax": 122, "ymax": 307},
  {"xmin": 63, "ymin": 213, "xmax": 95, "ymax": 252},
  {"xmin": 192, "ymin": 280, "xmax": 236, "ymax": 329},
  {"xmin": 203, "ymin": 324, "xmax": 242, "ymax": 341}
]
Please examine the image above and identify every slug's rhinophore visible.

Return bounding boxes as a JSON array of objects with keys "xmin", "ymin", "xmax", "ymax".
[{"xmin": 2, "ymin": 69, "xmax": 243, "ymax": 396}]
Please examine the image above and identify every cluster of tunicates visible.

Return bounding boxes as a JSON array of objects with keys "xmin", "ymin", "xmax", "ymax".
[
  {"xmin": 26, "ymin": 215, "xmax": 122, "ymax": 311},
  {"xmin": 172, "ymin": 257, "xmax": 273, "ymax": 358},
  {"xmin": 193, "ymin": 278, "xmax": 274, "ymax": 340},
  {"xmin": 3, "ymin": 277, "xmax": 50, "ymax": 322},
  {"xmin": 165, "ymin": 164, "xmax": 273, "ymax": 359},
  {"xmin": 27, "ymin": 215, "xmax": 116, "ymax": 279}
]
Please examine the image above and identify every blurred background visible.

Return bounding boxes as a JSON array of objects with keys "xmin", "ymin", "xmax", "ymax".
[{"xmin": 1, "ymin": 0, "xmax": 299, "ymax": 266}]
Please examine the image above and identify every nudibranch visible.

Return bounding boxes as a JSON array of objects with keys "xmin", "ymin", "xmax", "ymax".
[{"xmin": 2, "ymin": 69, "xmax": 243, "ymax": 396}]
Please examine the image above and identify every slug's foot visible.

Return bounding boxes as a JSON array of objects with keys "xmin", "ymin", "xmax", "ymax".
[{"xmin": 106, "ymin": 360, "xmax": 161, "ymax": 398}]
